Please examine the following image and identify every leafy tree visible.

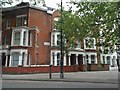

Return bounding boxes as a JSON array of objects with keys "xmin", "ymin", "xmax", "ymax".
[
  {"xmin": 55, "ymin": 1, "xmax": 120, "ymax": 68},
  {"xmin": 59, "ymin": 2, "xmax": 120, "ymax": 54}
]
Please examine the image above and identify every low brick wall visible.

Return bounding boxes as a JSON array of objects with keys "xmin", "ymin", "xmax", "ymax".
[
  {"xmin": 87, "ymin": 64, "xmax": 99, "ymax": 71},
  {"xmin": 78, "ymin": 65, "xmax": 86, "ymax": 71},
  {"xmin": 101, "ymin": 64, "xmax": 109, "ymax": 71},
  {"xmin": 2, "ymin": 66, "xmax": 79, "ymax": 74}
]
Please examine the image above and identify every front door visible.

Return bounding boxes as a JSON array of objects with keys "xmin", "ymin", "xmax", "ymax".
[
  {"xmin": 78, "ymin": 54, "xmax": 83, "ymax": 65},
  {"xmin": 71, "ymin": 54, "xmax": 76, "ymax": 65}
]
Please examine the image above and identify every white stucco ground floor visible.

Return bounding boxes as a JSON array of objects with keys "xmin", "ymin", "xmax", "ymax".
[{"xmin": 0, "ymin": 48, "xmax": 118, "ymax": 71}]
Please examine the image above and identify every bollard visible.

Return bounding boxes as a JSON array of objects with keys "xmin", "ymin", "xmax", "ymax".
[{"xmin": 49, "ymin": 64, "xmax": 52, "ymax": 79}]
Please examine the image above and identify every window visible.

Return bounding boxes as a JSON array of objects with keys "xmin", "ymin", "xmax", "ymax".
[
  {"xmin": 86, "ymin": 55, "xmax": 89, "ymax": 64},
  {"xmin": 4, "ymin": 36, "xmax": 9, "ymax": 45},
  {"xmin": 6, "ymin": 19, "xmax": 10, "ymax": 29},
  {"xmin": 102, "ymin": 56, "xmax": 105, "ymax": 64},
  {"xmin": 85, "ymin": 38, "xmax": 95, "ymax": 49},
  {"xmin": 52, "ymin": 35, "xmax": 55, "ymax": 46},
  {"xmin": 29, "ymin": 54, "xmax": 32, "ymax": 66},
  {"xmin": 23, "ymin": 31, "xmax": 27, "ymax": 45},
  {"xmin": 91, "ymin": 55, "xmax": 95, "ymax": 64},
  {"xmin": 52, "ymin": 52, "xmax": 55, "ymax": 65},
  {"xmin": 14, "ymin": 32, "xmax": 20, "ymax": 45},
  {"xmin": 107, "ymin": 56, "xmax": 110, "ymax": 64},
  {"xmin": 57, "ymin": 34, "xmax": 60, "ymax": 46},
  {"xmin": 12, "ymin": 52, "xmax": 19, "ymax": 66},
  {"xmin": 54, "ymin": 17, "xmax": 59, "ymax": 30},
  {"xmin": 57, "ymin": 53, "xmax": 61, "ymax": 66},
  {"xmin": 76, "ymin": 41, "xmax": 81, "ymax": 48},
  {"xmin": 35, "ymin": 33, "xmax": 38, "ymax": 46},
  {"xmin": 30, "ymin": 32, "xmax": 32, "ymax": 46},
  {"xmin": 16, "ymin": 15, "xmax": 27, "ymax": 27},
  {"xmin": 22, "ymin": 52, "xmax": 25, "ymax": 66},
  {"xmin": 112, "ymin": 56, "xmax": 116, "ymax": 66}
]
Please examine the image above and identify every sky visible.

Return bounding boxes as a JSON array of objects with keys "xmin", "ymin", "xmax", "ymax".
[
  {"xmin": 45, "ymin": 0, "xmax": 71, "ymax": 9},
  {"xmin": 3, "ymin": 0, "xmax": 72, "ymax": 9}
]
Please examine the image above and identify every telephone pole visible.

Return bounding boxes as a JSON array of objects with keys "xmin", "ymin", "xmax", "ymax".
[{"xmin": 60, "ymin": 0, "xmax": 64, "ymax": 79}]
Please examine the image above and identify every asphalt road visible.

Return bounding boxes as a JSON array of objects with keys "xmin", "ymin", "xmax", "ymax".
[{"xmin": 2, "ymin": 80, "xmax": 118, "ymax": 88}]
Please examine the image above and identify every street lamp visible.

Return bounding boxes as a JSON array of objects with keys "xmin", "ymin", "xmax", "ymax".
[
  {"xmin": 60, "ymin": 0, "xmax": 64, "ymax": 79},
  {"xmin": 115, "ymin": 39, "xmax": 120, "ymax": 72}
]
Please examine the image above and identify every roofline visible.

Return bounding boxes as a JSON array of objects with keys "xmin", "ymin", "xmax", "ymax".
[{"xmin": 2, "ymin": 2, "xmax": 56, "ymax": 14}]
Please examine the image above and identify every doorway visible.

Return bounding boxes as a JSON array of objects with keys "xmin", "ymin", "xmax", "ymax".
[
  {"xmin": 2, "ymin": 53, "xmax": 6, "ymax": 66},
  {"xmin": 78, "ymin": 54, "xmax": 83, "ymax": 65}
]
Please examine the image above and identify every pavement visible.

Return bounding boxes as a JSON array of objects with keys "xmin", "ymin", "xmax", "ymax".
[{"xmin": 1, "ymin": 71, "xmax": 119, "ymax": 84}]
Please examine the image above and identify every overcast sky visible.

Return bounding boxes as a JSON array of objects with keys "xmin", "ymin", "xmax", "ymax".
[
  {"xmin": 4, "ymin": 0, "xmax": 72, "ymax": 9},
  {"xmin": 45, "ymin": 0, "xmax": 71, "ymax": 9}
]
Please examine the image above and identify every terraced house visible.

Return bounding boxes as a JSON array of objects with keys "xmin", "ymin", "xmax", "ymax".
[{"xmin": 0, "ymin": 2, "xmax": 118, "ymax": 73}]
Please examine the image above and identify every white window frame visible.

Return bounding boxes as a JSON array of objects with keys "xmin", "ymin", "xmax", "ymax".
[{"xmin": 11, "ymin": 28, "xmax": 28, "ymax": 46}]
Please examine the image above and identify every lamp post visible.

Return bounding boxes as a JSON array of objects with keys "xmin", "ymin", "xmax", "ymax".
[
  {"xmin": 60, "ymin": 0, "xmax": 64, "ymax": 79},
  {"xmin": 116, "ymin": 40, "xmax": 120, "ymax": 72}
]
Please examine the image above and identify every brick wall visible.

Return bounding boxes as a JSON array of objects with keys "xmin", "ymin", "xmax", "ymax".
[
  {"xmin": 2, "ymin": 66, "xmax": 79, "ymax": 74},
  {"xmin": 87, "ymin": 64, "xmax": 99, "ymax": 71}
]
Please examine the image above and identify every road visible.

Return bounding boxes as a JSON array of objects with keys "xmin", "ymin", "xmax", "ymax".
[{"xmin": 2, "ymin": 80, "xmax": 118, "ymax": 88}]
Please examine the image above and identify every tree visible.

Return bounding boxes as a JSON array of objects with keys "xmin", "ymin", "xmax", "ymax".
[
  {"xmin": 55, "ymin": 1, "xmax": 120, "ymax": 69},
  {"xmin": 60, "ymin": 2, "xmax": 119, "ymax": 54}
]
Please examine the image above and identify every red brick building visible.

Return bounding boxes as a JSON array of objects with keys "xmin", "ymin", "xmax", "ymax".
[
  {"xmin": 1, "ymin": 2, "xmax": 57, "ymax": 67},
  {"xmin": 1, "ymin": 2, "xmax": 110, "ymax": 73}
]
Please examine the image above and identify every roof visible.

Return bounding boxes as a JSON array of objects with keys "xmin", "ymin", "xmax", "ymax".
[{"xmin": 2, "ymin": 2, "xmax": 56, "ymax": 14}]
